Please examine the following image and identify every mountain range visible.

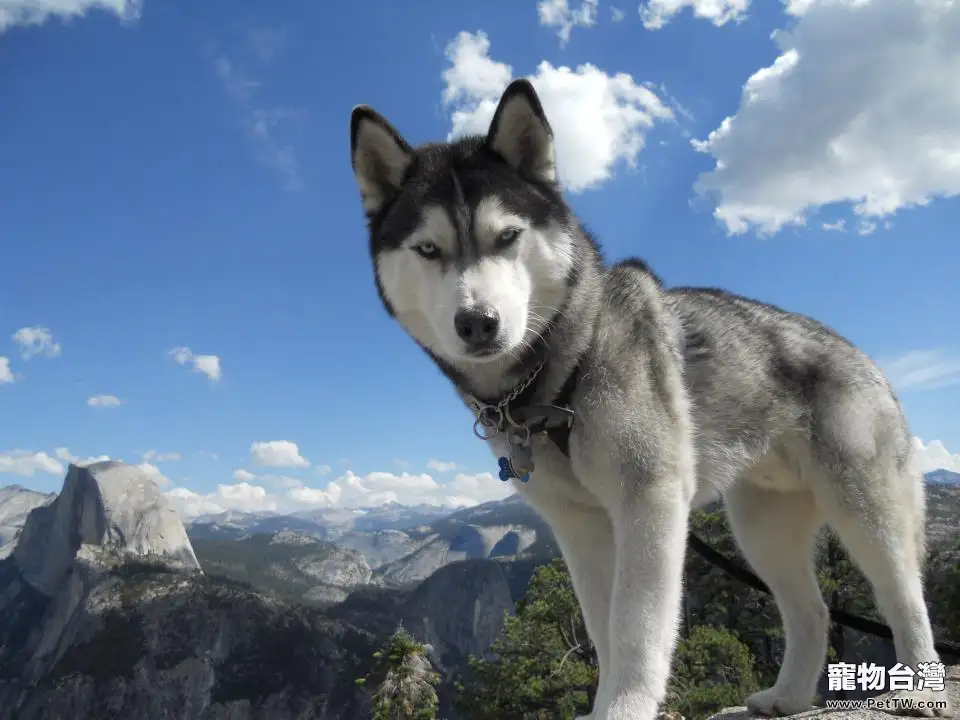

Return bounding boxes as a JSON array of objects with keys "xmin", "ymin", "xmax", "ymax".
[
  {"xmin": 0, "ymin": 462, "xmax": 956, "ymax": 719},
  {"xmin": 926, "ymin": 468, "xmax": 960, "ymax": 485},
  {"xmin": 2, "ymin": 468, "xmax": 957, "ymax": 587},
  {"xmin": 0, "ymin": 461, "xmax": 550, "ymax": 719}
]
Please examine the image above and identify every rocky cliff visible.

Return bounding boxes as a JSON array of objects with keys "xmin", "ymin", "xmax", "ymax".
[
  {"xmin": 331, "ymin": 558, "xmax": 518, "ymax": 674},
  {"xmin": 0, "ymin": 484, "xmax": 55, "ymax": 559},
  {"xmin": 13, "ymin": 461, "xmax": 200, "ymax": 596},
  {"xmin": 191, "ymin": 530, "xmax": 379, "ymax": 605},
  {"xmin": 0, "ymin": 462, "xmax": 379, "ymax": 720},
  {"xmin": 183, "ymin": 494, "xmax": 551, "ymax": 597},
  {"xmin": 0, "ymin": 462, "xmax": 530, "ymax": 719}
]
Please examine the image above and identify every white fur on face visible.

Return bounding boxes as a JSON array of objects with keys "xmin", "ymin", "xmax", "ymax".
[
  {"xmin": 375, "ymin": 206, "xmax": 453, "ymax": 358},
  {"xmin": 376, "ymin": 198, "xmax": 576, "ymax": 367}
]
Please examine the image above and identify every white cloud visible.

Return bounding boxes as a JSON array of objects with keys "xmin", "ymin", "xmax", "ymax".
[
  {"xmin": 334, "ymin": 471, "xmax": 433, "ymax": 508},
  {"xmin": 444, "ymin": 472, "xmax": 517, "ymax": 507},
  {"xmin": 911, "ymin": 438, "xmax": 960, "ymax": 474},
  {"xmin": 168, "ymin": 346, "xmax": 222, "ymax": 382},
  {"xmin": 537, "ymin": 0, "xmax": 598, "ymax": 45},
  {"xmin": 165, "ymin": 488, "xmax": 223, "ymax": 517},
  {"xmin": 323, "ymin": 469, "xmax": 515, "ymax": 509},
  {"xmin": 881, "ymin": 349, "xmax": 960, "ymax": 392},
  {"xmin": 639, "ymin": 0, "xmax": 749, "ymax": 29},
  {"xmin": 0, "ymin": 357, "xmax": 13, "ymax": 384},
  {"xmin": 316, "ymin": 464, "xmax": 332, "ymax": 476},
  {"xmin": 140, "ymin": 449, "xmax": 181, "ymax": 463},
  {"xmin": 250, "ymin": 440, "xmax": 309, "ymax": 468},
  {"xmin": 195, "ymin": 450, "xmax": 220, "ymax": 461},
  {"xmin": 267, "ymin": 475, "xmax": 303, "ymax": 489},
  {"xmin": 288, "ymin": 482, "xmax": 341, "ymax": 507},
  {"xmin": 611, "ymin": 6, "xmax": 626, "ymax": 22},
  {"xmin": 212, "ymin": 51, "xmax": 303, "ymax": 192},
  {"xmin": 0, "ymin": 0, "xmax": 140, "ymax": 33},
  {"xmin": 12, "ymin": 326, "xmax": 61, "ymax": 360},
  {"xmin": 0, "ymin": 450, "xmax": 64, "ymax": 477},
  {"xmin": 442, "ymin": 31, "xmax": 673, "ymax": 193},
  {"xmin": 136, "ymin": 461, "xmax": 171, "ymax": 487},
  {"xmin": 166, "ymin": 482, "xmax": 278, "ymax": 517},
  {"xmin": 216, "ymin": 482, "xmax": 274, "ymax": 512},
  {"xmin": 192, "ymin": 355, "xmax": 221, "ymax": 381},
  {"xmin": 164, "ymin": 465, "xmax": 517, "ymax": 517},
  {"xmin": 87, "ymin": 394, "xmax": 123, "ymax": 408},
  {"xmin": 54, "ymin": 447, "xmax": 114, "ymax": 466},
  {"xmin": 231, "ymin": 467, "xmax": 302, "ymax": 489},
  {"xmin": 0, "ymin": 430, "xmax": 646, "ymax": 509},
  {"xmin": 427, "ymin": 459, "xmax": 457, "ymax": 473},
  {"xmin": 244, "ymin": 27, "xmax": 287, "ymax": 66},
  {"xmin": 692, "ymin": 0, "xmax": 960, "ymax": 236}
]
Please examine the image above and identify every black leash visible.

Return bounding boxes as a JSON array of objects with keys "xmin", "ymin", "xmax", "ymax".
[
  {"xmin": 486, "ymin": 359, "xmax": 960, "ymax": 660},
  {"xmin": 685, "ymin": 532, "xmax": 960, "ymax": 659}
]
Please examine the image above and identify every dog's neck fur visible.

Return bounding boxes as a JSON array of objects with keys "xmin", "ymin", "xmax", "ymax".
[{"xmin": 429, "ymin": 238, "xmax": 606, "ymax": 413}]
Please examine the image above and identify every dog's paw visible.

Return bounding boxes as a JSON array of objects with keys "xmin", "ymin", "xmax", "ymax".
[
  {"xmin": 884, "ymin": 688, "xmax": 953, "ymax": 717},
  {"xmin": 745, "ymin": 687, "xmax": 815, "ymax": 717}
]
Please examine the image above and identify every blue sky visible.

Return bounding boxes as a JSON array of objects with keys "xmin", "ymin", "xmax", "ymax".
[{"xmin": 2, "ymin": 0, "xmax": 959, "ymax": 513}]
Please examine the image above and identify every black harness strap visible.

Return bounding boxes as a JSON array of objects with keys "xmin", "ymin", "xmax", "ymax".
[
  {"xmin": 503, "ymin": 362, "xmax": 581, "ymax": 456},
  {"xmin": 544, "ymin": 365, "xmax": 580, "ymax": 456}
]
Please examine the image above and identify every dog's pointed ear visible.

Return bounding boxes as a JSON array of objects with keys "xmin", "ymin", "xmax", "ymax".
[
  {"xmin": 485, "ymin": 79, "xmax": 557, "ymax": 185},
  {"xmin": 350, "ymin": 105, "xmax": 413, "ymax": 216}
]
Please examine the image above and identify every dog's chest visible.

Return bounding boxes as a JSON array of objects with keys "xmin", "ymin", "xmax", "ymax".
[{"xmin": 487, "ymin": 432, "xmax": 600, "ymax": 509}]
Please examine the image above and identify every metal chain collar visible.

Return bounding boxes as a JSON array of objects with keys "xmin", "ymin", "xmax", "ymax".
[{"xmin": 467, "ymin": 362, "xmax": 545, "ymax": 442}]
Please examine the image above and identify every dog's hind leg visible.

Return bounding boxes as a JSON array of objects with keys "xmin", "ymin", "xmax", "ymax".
[
  {"xmin": 813, "ymin": 460, "xmax": 950, "ymax": 717},
  {"xmin": 724, "ymin": 480, "xmax": 829, "ymax": 716}
]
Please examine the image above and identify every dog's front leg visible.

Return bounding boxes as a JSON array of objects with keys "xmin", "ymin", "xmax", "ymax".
[
  {"xmin": 594, "ymin": 478, "xmax": 690, "ymax": 720},
  {"xmin": 507, "ymin": 436, "xmax": 616, "ymax": 720},
  {"xmin": 531, "ymin": 499, "xmax": 614, "ymax": 719}
]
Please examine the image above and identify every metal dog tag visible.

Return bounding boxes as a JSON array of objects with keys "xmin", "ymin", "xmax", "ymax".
[{"xmin": 509, "ymin": 441, "xmax": 534, "ymax": 479}]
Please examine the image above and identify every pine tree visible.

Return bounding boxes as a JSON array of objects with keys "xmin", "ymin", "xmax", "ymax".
[
  {"xmin": 926, "ymin": 537, "xmax": 960, "ymax": 641},
  {"xmin": 664, "ymin": 625, "xmax": 762, "ymax": 720},
  {"xmin": 683, "ymin": 508, "xmax": 782, "ymax": 687},
  {"xmin": 454, "ymin": 557, "xmax": 599, "ymax": 719},
  {"xmin": 357, "ymin": 624, "xmax": 441, "ymax": 720}
]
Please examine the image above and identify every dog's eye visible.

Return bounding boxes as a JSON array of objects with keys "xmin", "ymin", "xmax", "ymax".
[
  {"xmin": 495, "ymin": 227, "xmax": 522, "ymax": 250},
  {"xmin": 412, "ymin": 241, "xmax": 441, "ymax": 260}
]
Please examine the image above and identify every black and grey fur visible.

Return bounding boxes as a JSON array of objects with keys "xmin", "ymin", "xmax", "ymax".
[{"xmin": 349, "ymin": 80, "xmax": 951, "ymax": 720}]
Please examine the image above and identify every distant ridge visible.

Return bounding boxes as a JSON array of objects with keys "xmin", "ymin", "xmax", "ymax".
[{"xmin": 926, "ymin": 468, "xmax": 960, "ymax": 485}]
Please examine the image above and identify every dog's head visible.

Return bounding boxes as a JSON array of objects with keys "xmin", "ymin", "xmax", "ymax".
[{"xmin": 349, "ymin": 80, "xmax": 582, "ymax": 376}]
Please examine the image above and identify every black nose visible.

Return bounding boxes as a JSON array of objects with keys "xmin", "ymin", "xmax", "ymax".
[{"xmin": 454, "ymin": 306, "xmax": 500, "ymax": 348}]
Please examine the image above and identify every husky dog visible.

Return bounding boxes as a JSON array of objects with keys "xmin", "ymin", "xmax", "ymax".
[{"xmin": 348, "ymin": 80, "xmax": 951, "ymax": 720}]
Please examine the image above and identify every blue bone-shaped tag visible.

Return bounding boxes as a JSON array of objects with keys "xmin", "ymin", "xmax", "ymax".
[{"xmin": 497, "ymin": 456, "xmax": 530, "ymax": 483}]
